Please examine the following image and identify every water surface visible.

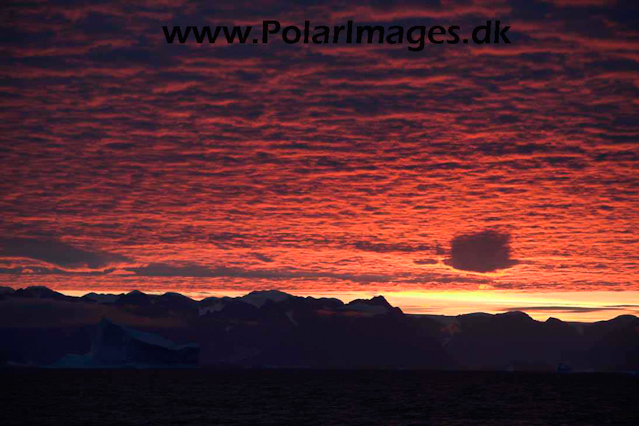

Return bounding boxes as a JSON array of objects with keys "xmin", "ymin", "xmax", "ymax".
[{"xmin": 2, "ymin": 370, "xmax": 637, "ymax": 425}]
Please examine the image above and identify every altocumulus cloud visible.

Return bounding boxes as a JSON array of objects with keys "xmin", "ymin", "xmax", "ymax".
[{"xmin": 446, "ymin": 230, "xmax": 518, "ymax": 273}]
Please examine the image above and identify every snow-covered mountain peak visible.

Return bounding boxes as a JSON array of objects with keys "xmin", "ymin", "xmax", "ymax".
[{"xmin": 240, "ymin": 290, "xmax": 291, "ymax": 308}]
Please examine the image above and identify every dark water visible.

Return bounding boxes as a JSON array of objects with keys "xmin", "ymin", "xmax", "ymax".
[{"xmin": 2, "ymin": 370, "xmax": 637, "ymax": 426}]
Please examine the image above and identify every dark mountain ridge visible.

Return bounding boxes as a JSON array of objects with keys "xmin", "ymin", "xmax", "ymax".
[{"xmin": 0, "ymin": 287, "xmax": 637, "ymax": 371}]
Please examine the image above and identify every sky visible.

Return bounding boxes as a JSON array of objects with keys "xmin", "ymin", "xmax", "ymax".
[{"xmin": 1, "ymin": 0, "xmax": 638, "ymax": 321}]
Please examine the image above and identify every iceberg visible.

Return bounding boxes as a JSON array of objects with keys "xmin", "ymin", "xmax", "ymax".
[{"xmin": 54, "ymin": 319, "xmax": 199, "ymax": 368}]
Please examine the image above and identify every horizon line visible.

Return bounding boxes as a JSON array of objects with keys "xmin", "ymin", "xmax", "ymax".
[{"xmin": 4, "ymin": 285, "xmax": 638, "ymax": 324}]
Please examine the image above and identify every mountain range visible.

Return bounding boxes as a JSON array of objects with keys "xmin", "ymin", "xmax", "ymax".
[{"xmin": 0, "ymin": 286, "xmax": 637, "ymax": 371}]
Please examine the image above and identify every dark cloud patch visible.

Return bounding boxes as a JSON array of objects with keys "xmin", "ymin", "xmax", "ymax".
[
  {"xmin": 128, "ymin": 263, "xmax": 392, "ymax": 283},
  {"xmin": 0, "ymin": 266, "xmax": 116, "ymax": 276},
  {"xmin": 0, "ymin": 238, "xmax": 129, "ymax": 269},
  {"xmin": 446, "ymin": 230, "xmax": 517, "ymax": 273},
  {"xmin": 354, "ymin": 241, "xmax": 430, "ymax": 253},
  {"xmin": 252, "ymin": 253, "xmax": 275, "ymax": 263},
  {"xmin": 104, "ymin": 142, "xmax": 136, "ymax": 151},
  {"xmin": 414, "ymin": 259, "xmax": 438, "ymax": 265},
  {"xmin": 503, "ymin": 305, "xmax": 639, "ymax": 314},
  {"xmin": 28, "ymin": 267, "xmax": 117, "ymax": 276},
  {"xmin": 542, "ymin": 156, "xmax": 587, "ymax": 170}
]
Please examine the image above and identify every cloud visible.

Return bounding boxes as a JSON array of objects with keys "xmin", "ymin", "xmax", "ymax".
[
  {"xmin": 251, "ymin": 253, "xmax": 275, "ymax": 263},
  {"xmin": 446, "ymin": 230, "xmax": 518, "ymax": 273},
  {"xmin": 414, "ymin": 258, "xmax": 438, "ymax": 265},
  {"xmin": 127, "ymin": 263, "xmax": 392, "ymax": 283},
  {"xmin": 0, "ymin": 266, "xmax": 116, "ymax": 276},
  {"xmin": 354, "ymin": 241, "xmax": 430, "ymax": 253},
  {"xmin": 503, "ymin": 305, "xmax": 639, "ymax": 314},
  {"xmin": 0, "ymin": 237, "xmax": 129, "ymax": 269}
]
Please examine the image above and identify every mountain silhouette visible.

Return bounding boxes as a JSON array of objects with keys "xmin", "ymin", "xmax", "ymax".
[{"xmin": 0, "ymin": 287, "xmax": 637, "ymax": 371}]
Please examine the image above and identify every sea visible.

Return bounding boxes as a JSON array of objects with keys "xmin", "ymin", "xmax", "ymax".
[{"xmin": 1, "ymin": 370, "xmax": 637, "ymax": 425}]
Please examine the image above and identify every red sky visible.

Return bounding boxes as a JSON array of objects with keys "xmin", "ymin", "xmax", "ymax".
[{"xmin": 1, "ymin": 0, "xmax": 638, "ymax": 321}]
